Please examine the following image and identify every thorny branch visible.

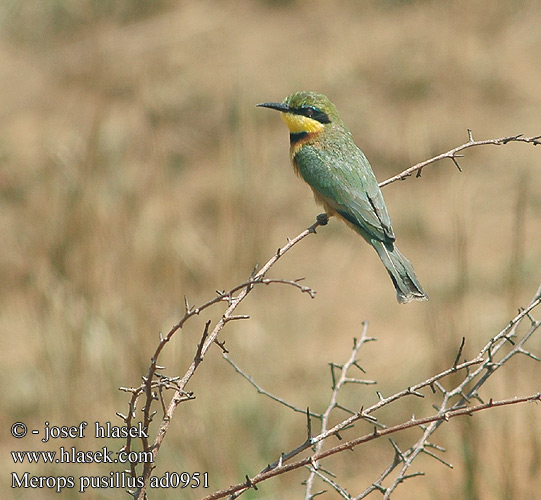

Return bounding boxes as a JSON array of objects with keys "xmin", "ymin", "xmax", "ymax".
[
  {"xmin": 223, "ymin": 354, "xmax": 322, "ymax": 418},
  {"xmin": 379, "ymin": 131, "xmax": 541, "ymax": 187},
  {"xmin": 119, "ymin": 132, "xmax": 540, "ymax": 499},
  {"xmin": 122, "ymin": 220, "xmax": 322, "ymax": 498},
  {"xmin": 360, "ymin": 287, "xmax": 541, "ymax": 500},
  {"xmin": 200, "ymin": 396, "xmax": 540, "ymax": 500},
  {"xmin": 303, "ymin": 323, "xmax": 376, "ymax": 499},
  {"xmin": 199, "ymin": 287, "xmax": 541, "ymax": 500}
]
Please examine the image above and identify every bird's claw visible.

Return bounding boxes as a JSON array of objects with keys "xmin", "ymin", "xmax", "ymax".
[{"xmin": 316, "ymin": 213, "xmax": 329, "ymax": 225}]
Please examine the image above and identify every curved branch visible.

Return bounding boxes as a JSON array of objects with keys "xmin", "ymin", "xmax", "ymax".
[
  {"xmin": 125, "ymin": 132, "xmax": 540, "ymax": 499},
  {"xmin": 200, "ymin": 394, "xmax": 541, "ymax": 500},
  {"xmin": 379, "ymin": 131, "xmax": 541, "ymax": 188},
  {"xmin": 132, "ymin": 218, "xmax": 326, "ymax": 498}
]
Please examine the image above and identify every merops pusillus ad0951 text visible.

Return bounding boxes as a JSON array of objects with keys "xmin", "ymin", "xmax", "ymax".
[{"xmin": 257, "ymin": 91, "xmax": 427, "ymax": 304}]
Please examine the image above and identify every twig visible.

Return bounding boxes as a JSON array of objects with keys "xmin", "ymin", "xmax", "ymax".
[
  {"xmin": 304, "ymin": 323, "xmax": 372, "ymax": 499},
  {"xmin": 453, "ymin": 337, "xmax": 466, "ymax": 368},
  {"xmin": 199, "ymin": 394, "xmax": 541, "ymax": 500},
  {"xmin": 222, "ymin": 353, "xmax": 322, "ymax": 418},
  {"xmin": 130, "ymin": 217, "xmax": 327, "ymax": 499},
  {"xmin": 208, "ymin": 286, "xmax": 541, "ymax": 500},
  {"xmin": 363, "ymin": 289, "xmax": 541, "ymax": 499},
  {"xmin": 379, "ymin": 132, "xmax": 541, "ymax": 188},
  {"xmin": 306, "ymin": 466, "xmax": 351, "ymax": 499},
  {"xmin": 122, "ymin": 133, "xmax": 540, "ymax": 498}
]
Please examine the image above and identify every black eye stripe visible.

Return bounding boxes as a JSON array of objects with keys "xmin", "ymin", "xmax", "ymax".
[{"xmin": 291, "ymin": 106, "xmax": 331, "ymax": 124}]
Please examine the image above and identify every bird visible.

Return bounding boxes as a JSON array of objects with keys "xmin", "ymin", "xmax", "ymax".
[{"xmin": 257, "ymin": 91, "xmax": 427, "ymax": 304}]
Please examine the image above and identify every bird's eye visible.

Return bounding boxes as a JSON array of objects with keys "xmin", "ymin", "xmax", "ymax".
[{"xmin": 293, "ymin": 106, "xmax": 330, "ymax": 124}]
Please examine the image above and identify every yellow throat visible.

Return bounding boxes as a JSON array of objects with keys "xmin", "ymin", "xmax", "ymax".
[{"xmin": 281, "ymin": 113, "xmax": 325, "ymax": 134}]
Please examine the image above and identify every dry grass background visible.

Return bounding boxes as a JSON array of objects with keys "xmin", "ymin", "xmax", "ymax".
[{"xmin": 1, "ymin": 1, "xmax": 540, "ymax": 499}]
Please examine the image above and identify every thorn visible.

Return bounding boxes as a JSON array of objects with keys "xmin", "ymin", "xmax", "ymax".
[
  {"xmin": 334, "ymin": 403, "xmax": 356, "ymax": 415},
  {"xmin": 451, "ymin": 156, "xmax": 463, "ymax": 172},
  {"xmin": 360, "ymin": 412, "xmax": 378, "ymax": 423},
  {"xmin": 226, "ymin": 314, "xmax": 250, "ymax": 322},
  {"xmin": 329, "ymin": 363, "xmax": 337, "ymax": 390},
  {"xmin": 459, "ymin": 391, "xmax": 471, "ymax": 403},
  {"xmin": 306, "ymin": 407, "xmax": 313, "ymax": 443},
  {"xmin": 352, "ymin": 360, "xmax": 367, "ymax": 373},
  {"xmin": 194, "ymin": 320, "xmax": 211, "ymax": 363},
  {"xmin": 502, "ymin": 133, "xmax": 523, "ymax": 144},
  {"xmin": 453, "ymin": 337, "xmax": 466, "ymax": 368},
  {"xmin": 402, "ymin": 471, "xmax": 426, "ymax": 481},
  {"xmin": 523, "ymin": 351, "xmax": 541, "ymax": 362},
  {"xmin": 318, "ymin": 466, "xmax": 337, "ymax": 478},
  {"xmin": 389, "ymin": 438, "xmax": 406, "ymax": 462},
  {"xmin": 214, "ymin": 338, "xmax": 229, "ymax": 353},
  {"xmin": 244, "ymin": 475, "xmax": 257, "ymax": 490},
  {"xmin": 407, "ymin": 387, "xmax": 425, "ymax": 398},
  {"xmin": 467, "ymin": 129, "xmax": 474, "ymax": 142},
  {"xmin": 422, "ymin": 447, "xmax": 454, "ymax": 468},
  {"xmin": 415, "ymin": 167, "xmax": 423, "ymax": 178},
  {"xmin": 425, "ymin": 441, "xmax": 447, "ymax": 452}
]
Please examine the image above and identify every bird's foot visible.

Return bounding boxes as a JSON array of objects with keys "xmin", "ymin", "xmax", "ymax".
[
  {"xmin": 309, "ymin": 213, "xmax": 330, "ymax": 234},
  {"xmin": 316, "ymin": 213, "xmax": 329, "ymax": 225}
]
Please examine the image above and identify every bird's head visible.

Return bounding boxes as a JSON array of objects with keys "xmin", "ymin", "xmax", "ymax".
[{"xmin": 257, "ymin": 91, "xmax": 342, "ymax": 135}]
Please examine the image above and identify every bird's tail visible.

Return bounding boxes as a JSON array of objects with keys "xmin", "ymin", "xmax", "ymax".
[{"xmin": 371, "ymin": 240, "xmax": 428, "ymax": 304}]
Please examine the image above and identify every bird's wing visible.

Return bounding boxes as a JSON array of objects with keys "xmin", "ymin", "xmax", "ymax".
[{"xmin": 294, "ymin": 144, "xmax": 395, "ymax": 243}]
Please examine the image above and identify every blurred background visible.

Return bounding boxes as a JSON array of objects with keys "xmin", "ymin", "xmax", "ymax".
[{"xmin": 1, "ymin": 1, "xmax": 540, "ymax": 499}]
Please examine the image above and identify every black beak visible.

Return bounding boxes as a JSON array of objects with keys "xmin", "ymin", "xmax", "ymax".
[{"xmin": 256, "ymin": 102, "xmax": 290, "ymax": 112}]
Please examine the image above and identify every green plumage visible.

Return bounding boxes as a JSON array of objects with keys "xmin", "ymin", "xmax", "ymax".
[{"xmin": 258, "ymin": 91, "xmax": 428, "ymax": 303}]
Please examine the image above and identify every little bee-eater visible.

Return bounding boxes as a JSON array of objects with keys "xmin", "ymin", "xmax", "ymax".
[{"xmin": 257, "ymin": 91, "xmax": 427, "ymax": 303}]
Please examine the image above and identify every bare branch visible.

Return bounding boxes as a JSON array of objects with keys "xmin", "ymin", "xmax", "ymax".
[
  {"xmin": 306, "ymin": 466, "xmax": 351, "ymax": 499},
  {"xmin": 199, "ymin": 395, "xmax": 541, "ymax": 500},
  {"xmin": 258, "ymin": 277, "xmax": 317, "ymax": 298},
  {"xmin": 129, "ymin": 216, "xmax": 327, "ymax": 498},
  {"xmin": 203, "ymin": 286, "xmax": 541, "ymax": 500},
  {"xmin": 379, "ymin": 132, "xmax": 541, "ymax": 188},
  {"xmin": 222, "ymin": 353, "xmax": 322, "ymax": 418},
  {"xmin": 120, "ymin": 132, "xmax": 540, "ymax": 499},
  {"xmin": 304, "ymin": 323, "xmax": 372, "ymax": 499},
  {"xmin": 452, "ymin": 337, "xmax": 466, "ymax": 368}
]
